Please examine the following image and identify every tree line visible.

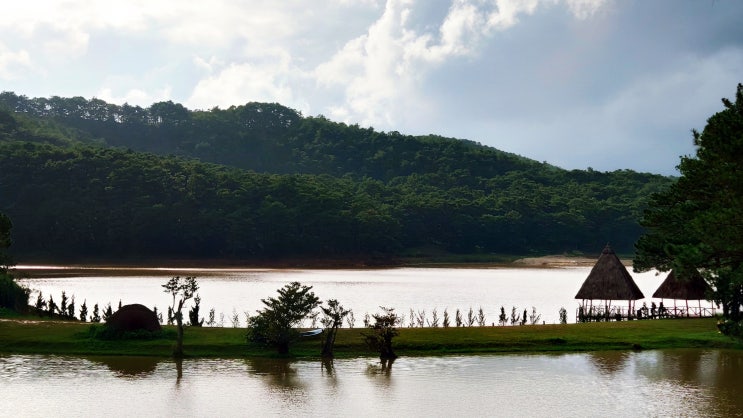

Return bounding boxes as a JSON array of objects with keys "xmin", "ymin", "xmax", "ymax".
[
  {"xmin": 0, "ymin": 92, "xmax": 674, "ymax": 260},
  {"xmin": 0, "ymin": 141, "xmax": 669, "ymax": 260}
]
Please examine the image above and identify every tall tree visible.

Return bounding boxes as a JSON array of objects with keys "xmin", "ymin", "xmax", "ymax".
[
  {"xmin": 0, "ymin": 212, "xmax": 12, "ymax": 270},
  {"xmin": 162, "ymin": 276, "xmax": 199, "ymax": 357},
  {"xmin": 634, "ymin": 83, "xmax": 743, "ymax": 330},
  {"xmin": 319, "ymin": 299, "xmax": 351, "ymax": 358}
]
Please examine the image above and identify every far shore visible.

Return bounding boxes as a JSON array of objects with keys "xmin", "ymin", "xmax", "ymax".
[{"xmin": 9, "ymin": 254, "xmax": 630, "ymax": 275}]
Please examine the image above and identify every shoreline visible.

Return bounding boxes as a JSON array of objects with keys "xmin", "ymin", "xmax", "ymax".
[
  {"xmin": 0, "ymin": 316, "xmax": 737, "ymax": 359},
  {"xmin": 9, "ymin": 255, "xmax": 626, "ymax": 276}
]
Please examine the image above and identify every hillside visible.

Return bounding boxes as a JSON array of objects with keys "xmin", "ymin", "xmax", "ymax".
[{"xmin": 0, "ymin": 93, "xmax": 674, "ymax": 262}]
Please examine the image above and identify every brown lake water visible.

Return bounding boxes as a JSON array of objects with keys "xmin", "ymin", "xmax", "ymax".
[
  {"xmin": 2, "ymin": 350, "xmax": 742, "ymax": 417},
  {"xmin": 14, "ymin": 266, "xmax": 712, "ymax": 325}
]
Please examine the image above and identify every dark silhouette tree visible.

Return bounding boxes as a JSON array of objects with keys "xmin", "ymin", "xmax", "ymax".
[
  {"xmin": 635, "ymin": 83, "xmax": 743, "ymax": 334},
  {"xmin": 363, "ymin": 306, "xmax": 401, "ymax": 360},
  {"xmin": 162, "ymin": 276, "xmax": 199, "ymax": 357},
  {"xmin": 0, "ymin": 212, "xmax": 12, "ymax": 270},
  {"xmin": 247, "ymin": 281, "xmax": 320, "ymax": 355},
  {"xmin": 320, "ymin": 299, "xmax": 350, "ymax": 358},
  {"xmin": 188, "ymin": 294, "xmax": 204, "ymax": 327}
]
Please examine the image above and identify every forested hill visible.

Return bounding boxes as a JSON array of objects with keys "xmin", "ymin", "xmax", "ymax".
[
  {"xmin": 0, "ymin": 92, "xmax": 552, "ymax": 180},
  {"xmin": 0, "ymin": 92, "xmax": 674, "ymax": 262}
]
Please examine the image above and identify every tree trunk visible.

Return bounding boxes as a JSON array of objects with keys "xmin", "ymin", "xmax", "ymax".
[{"xmin": 174, "ymin": 300, "xmax": 184, "ymax": 358}]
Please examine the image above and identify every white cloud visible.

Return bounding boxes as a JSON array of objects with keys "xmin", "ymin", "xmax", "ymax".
[
  {"xmin": 186, "ymin": 53, "xmax": 310, "ymax": 113},
  {"xmin": 0, "ymin": 43, "xmax": 33, "ymax": 80},
  {"xmin": 314, "ymin": 0, "xmax": 613, "ymax": 130},
  {"xmin": 96, "ymin": 86, "xmax": 172, "ymax": 107}
]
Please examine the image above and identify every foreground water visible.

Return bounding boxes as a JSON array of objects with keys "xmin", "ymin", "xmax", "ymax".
[
  {"xmin": 15, "ymin": 266, "xmax": 714, "ymax": 325},
  {"xmin": 2, "ymin": 350, "xmax": 742, "ymax": 417}
]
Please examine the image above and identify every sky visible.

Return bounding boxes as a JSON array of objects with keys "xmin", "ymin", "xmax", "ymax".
[{"xmin": 1, "ymin": 0, "xmax": 741, "ymax": 175}]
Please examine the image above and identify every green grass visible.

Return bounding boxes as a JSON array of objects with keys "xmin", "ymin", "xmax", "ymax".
[{"xmin": 1, "ymin": 316, "xmax": 739, "ymax": 359}]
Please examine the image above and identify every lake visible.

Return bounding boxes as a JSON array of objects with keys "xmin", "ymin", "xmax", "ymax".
[
  {"xmin": 13, "ymin": 265, "xmax": 714, "ymax": 326},
  {"xmin": 4, "ymin": 266, "xmax": 738, "ymax": 416},
  {"xmin": 2, "ymin": 350, "xmax": 742, "ymax": 417}
]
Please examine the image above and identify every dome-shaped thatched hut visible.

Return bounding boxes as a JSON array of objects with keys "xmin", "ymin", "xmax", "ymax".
[
  {"xmin": 106, "ymin": 303, "xmax": 161, "ymax": 333},
  {"xmin": 575, "ymin": 244, "xmax": 644, "ymax": 320},
  {"xmin": 653, "ymin": 270, "xmax": 712, "ymax": 317}
]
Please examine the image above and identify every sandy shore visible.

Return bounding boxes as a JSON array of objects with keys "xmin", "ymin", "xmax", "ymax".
[{"xmin": 512, "ymin": 255, "xmax": 632, "ymax": 268}]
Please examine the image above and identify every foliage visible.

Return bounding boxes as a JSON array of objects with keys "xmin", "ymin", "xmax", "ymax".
[
  {"xmin": 162, "ymin": 276, "xmax": 199, "ymax": 357},
  {"xmin": 0, "ymin": 212, "xmax": 12, "ymax": 270},
  {"xmin": 320, "ymin": 299, "xmax": 351, "ymax": 358},
  {"xmin": 363, "ymin": 306, "xmax": 401, "ymax": 360},
  {"xmin": 247, "ymin": 281, "xmax": 320, "ymax": 354},
  {"xmin": 0, "ymin": 272, "xmax": 29, "ymax": 312},
  {"xmin": 634, "ymin": 83, "xmax": 743, "ymax": 330},
  {"xmin": 188, "ymin": 294, "xmax": 204, "ymax": 327},
  {"xmin": 0, "ymin": 92, "xmax": 675, "ymax": 262},
  {"xmin": 79, "ymin": 300, "xmax": 88, "ymax": 322},
  {"xmin": 91, "ymin": 303, "xmax": 101, "ymax": 323}
]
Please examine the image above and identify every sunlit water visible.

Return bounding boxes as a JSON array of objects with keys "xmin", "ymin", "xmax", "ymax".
[
  {"xmin": 13, "ymin": 266, "xmax": 712, "ymax": 326},
  {"xmin": 2, "ymin": 350, "xmax": 742, "ymax": 417}
]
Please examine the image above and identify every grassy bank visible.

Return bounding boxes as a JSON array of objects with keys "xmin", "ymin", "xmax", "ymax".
[{"xmin": 0, "ymin": 316, "xmax": 739, "ymax": 359}]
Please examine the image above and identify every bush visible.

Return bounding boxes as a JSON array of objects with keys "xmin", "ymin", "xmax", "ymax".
[
  {"xmin": 0, "ymin": 272, "xmax": 29, "ymax": 313},
  {"xmin": 717, "ymin": 319, "xmax": 743, "ymax": 341}
]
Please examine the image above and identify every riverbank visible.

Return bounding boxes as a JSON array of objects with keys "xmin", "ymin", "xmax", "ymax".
[
  {"xmin": 9, "ymin": 254, "xmax": 623, "ymax": 276},
  {"xmin": 0, "ymin": 316, "xmax": 738, "ymax": 359}
]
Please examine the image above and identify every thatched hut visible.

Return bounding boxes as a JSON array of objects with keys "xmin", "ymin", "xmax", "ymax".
[
  {"xmin": 106, "ymin": 303, "xmax": 161, "ymax": 333},
  {"xmin": 575, "ymin": 244, "xmax": 644, "ymax": 319},
  {"xmin": 652, "ymin": 270, "xmax": 711, "ymax": 317}
]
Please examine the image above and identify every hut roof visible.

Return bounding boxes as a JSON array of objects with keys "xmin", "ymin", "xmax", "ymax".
[
  {"xmin": 652, "ymin": 270, "xmax": 710, "ymax": 300},
  {"xmin": 575, "ymin": 244, "xmax": 644, "ymax": 301}
]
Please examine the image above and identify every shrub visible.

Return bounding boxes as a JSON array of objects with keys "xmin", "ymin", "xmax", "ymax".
[{"xmin": 0, "ymin": 272, "xmax": 29, "ymax": 313}]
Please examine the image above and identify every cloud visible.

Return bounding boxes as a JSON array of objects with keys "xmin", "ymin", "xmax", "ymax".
[
  {"xmin": 0, "ymin": 43, "xmax": 32, "ymax": 80},
  {"xmin": 186, "ymin": 52, "xmax": 311, "ymax": 113},
  {"xmin": 313, "ymin": 0, "xmax": 612, "ymax": 130},
  {"xmin": 96, "ymin": 86, "xmax": 172, "ymax": 107}
]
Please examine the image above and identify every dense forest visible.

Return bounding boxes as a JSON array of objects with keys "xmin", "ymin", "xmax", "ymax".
[{"xmin": 0, "ymin": 92, "xmax": 674, "ymax": 263}]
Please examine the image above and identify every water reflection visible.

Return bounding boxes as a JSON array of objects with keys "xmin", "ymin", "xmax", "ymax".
[
  {"xmin": 245, "ymin": 357, "xmax": 303, "ymax": 390},
  {"xmin": 3, "ymin": 351, "xmax": 743, "ymax": 417},
  {"xmin": 586, "ymin": 351, "xmax": 630, "ymax": 375},
  {"xmin": 87, "ymin": 355, "xmax": 161, "ymax": 377}
]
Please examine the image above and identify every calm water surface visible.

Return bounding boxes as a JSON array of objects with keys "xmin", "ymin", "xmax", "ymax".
[
  {"xmin": 14, "ymin": 266, "xmax": 711, "ymax": 325},
  {"xmin": 2, "ymin": 350, "xmax": 742, "ymax": 417}
]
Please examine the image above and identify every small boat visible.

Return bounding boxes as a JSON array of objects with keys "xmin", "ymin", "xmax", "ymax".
[{"xmin": 299, "ymin": 328, "xmax": 323, "ymax": 337}]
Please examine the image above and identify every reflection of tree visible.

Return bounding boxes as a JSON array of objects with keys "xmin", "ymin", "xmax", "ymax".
[
  {"xmin": 89, "ymin": 355, "xmax": 160, "ymax": 377},
  {"xmin": 175, "ymin": 357, "xmax": 183, "ymax": 386},
  {"xmin": 587, "ymin": 351, "xmax": 629, "ymax": 376},
  {"xmin": 633, "ymin": 350, "xmax": 743, "ymax": 417},
  {"xmin": 365, "ymin": 357, "xmax": 395, "ymax": 380},
  {"xmin": 245, "ymin": 358, "xmax": 303, "ymax": 390},
  {"xmin": 321, "ymin": 358, "xmax": 335, "ymax": 377}
]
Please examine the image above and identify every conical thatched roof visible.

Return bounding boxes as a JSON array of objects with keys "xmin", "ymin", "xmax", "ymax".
[
  {"xmin": 575, "ymin": 244, "xmax": 644, "ymax": 301},
  {"xmin": 653, "ymin": 270, "xmax": 710, "ymax": 300}
]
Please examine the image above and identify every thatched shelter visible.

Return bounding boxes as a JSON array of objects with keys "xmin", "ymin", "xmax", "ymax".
[
  {"xmin": 106, "ymin": 303, "xmax": 161, "ymax": 333},
  {"xmin": 653, "ymin": 270, "xmax": 711, "ymax": 316},
  {"xmin": 575, "ymin": 244, "xmax": 644, "ymax": 319}
]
